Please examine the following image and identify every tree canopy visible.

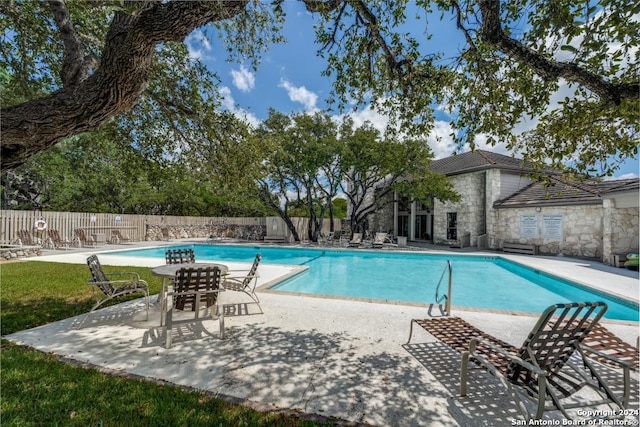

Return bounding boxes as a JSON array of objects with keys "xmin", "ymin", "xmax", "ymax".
[
  {"xmin": 255, "ymin": 111, "xmax": 458, "ymax": 241},
  {"xmin": 1, "ymin": 0, "xmax": 637, "ymax": 176}
]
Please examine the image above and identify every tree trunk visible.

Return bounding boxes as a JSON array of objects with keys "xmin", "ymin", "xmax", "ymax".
[{"xmin": 1, "ymin": 1, "xmax": 248, "ymax": 169}]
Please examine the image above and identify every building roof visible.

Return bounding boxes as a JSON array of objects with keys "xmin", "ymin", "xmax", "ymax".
[
  {"xmin": 494, "ymin": 177, "xmax": 640, "ymax": 208},
  {"xmin": 428, "ymin": 150, "xmax": 535, "ymax": 175}
]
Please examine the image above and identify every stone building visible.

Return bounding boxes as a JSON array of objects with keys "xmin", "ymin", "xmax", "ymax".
[{"xmin": 369, "ymin": 150, "xmax": 639, "ymax": 264}]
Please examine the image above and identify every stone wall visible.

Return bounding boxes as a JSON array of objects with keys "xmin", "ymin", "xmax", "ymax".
[
  {"xmin": 433, "ymin": 171, "xmax": 487, "ymax": 246},
  {"xmin": 493, "ymin": 205, "xmax": 604, "ymax": 257},
  {"xmin": 145, "ymin": 224, "xmax": 266, "ymax": 241},
  {"xmin": 1, "ymin": 246, "xmax": 43, "ymax": 261},
  {"xmin": 602, "ymin": 202, "xmax": 639, "ymax": 264},
  {"xmin": 370, "ymin": 190, "xmax": 395, "ymax": 233}
]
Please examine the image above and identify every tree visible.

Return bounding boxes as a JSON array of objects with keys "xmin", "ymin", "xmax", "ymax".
[
  {"xmin": 256, "ymin": 110, "xmax": 342, "ymax": 242},
  {"xmin": 0, "ymin": 0, "xmax": 282, "ymax": 168},
  {"xmin": 312, "ymin": 0, "xmax": 638, "ymax": 176},
  {"xmin": 340, "ymin": 118, "xmax": 459, "ymax": 233},
  {"xmin": 2, "ymin": 1, "xmax": 637, "ymax": 176}
]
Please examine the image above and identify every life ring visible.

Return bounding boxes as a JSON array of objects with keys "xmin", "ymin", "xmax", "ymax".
[{"xmin": 34, "ymin": 219, "xmax": 48, "ymax": 231}]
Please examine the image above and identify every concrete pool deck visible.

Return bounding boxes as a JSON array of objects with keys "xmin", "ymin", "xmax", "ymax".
[{"xmin": 4, "ymin": 240, "xmax": 639, "ymax": 426}]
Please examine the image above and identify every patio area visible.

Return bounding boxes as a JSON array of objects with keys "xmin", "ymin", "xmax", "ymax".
[{"xmin": 5, "ymin": 242, "xmax": 640, "ymax": 426}]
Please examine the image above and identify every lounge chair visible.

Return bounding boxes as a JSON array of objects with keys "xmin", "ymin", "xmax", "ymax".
[
  {"xmin": 160, "ymin": 228, "xmax": 171, "ymax": 241},
  {"xmin": 79, "ymin": 255, "xmax": 149, "ymax": 327},
  {"xmin": 348, "ymin": 232, "xmax": 362, "ymax": 247},
  {"xmin": 222, "ymin": 254, "xmax": 262, "ymax": 311},
  {"xmin": 14, "ymin": 229, "xmax": 36, "ymax": 246},
  {"xmin": 44, "ymin": 229, "xmax": 71, "ymax": 250},
  {"xmin": 74, "ymin": 228, "xmax": 97, "ymax": 247},
  {"xmin": 411, "ymin": 302, "xmax": 632, "ymax": 421},
  {"xmin": 111, "ymin": 229, "xmax": 131, "ymax": 244},
  {"xmin": 162, "ymin": 266, "xmax": 225, "ymax": 348},
  {"xmin": 330, "ymin": 230, "xmax": 343, "ymax": 246},
  {"xmin": 372, "ymin": 232, "xmax": 388, "ymax": 248},
  {"xmin": 165, "ymin": 248, "xmax": 196, "ymax": 264},
  {"xmin": 409, "ymin": 303, "xmax": 635, "ymax": 421}
]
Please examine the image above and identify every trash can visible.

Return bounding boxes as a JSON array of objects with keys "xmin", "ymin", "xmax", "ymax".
[
  {"xmin": 612, "ymin": 254, "xmax": 627, "ymax": 268},
  {"xmin": 397, "ymin": 236, "xmax": 407, "ymax": 247}
]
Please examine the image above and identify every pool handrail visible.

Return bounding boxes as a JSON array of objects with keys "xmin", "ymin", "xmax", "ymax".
[{"xmin": 435, "ymin": 260, "xmax": 453, "ymax": 315}]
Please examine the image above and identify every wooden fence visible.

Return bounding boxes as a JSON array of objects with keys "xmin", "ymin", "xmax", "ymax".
[
  {"xmin": 0, "ymin": 210, "xmax": 340, "ymax": 245},
  {"xmin": 0, "ymin": 210, "xmax": 265, "ymax": 245}
]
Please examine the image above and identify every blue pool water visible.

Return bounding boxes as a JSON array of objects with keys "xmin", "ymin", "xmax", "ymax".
[{"xmin": 108, "ymin": 244, "xmax": 639, "ymax": 321}]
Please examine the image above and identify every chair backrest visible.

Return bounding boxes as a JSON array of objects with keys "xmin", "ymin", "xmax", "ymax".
[
  {"xmin": 49, "ymin": 229, "xmax": 61, "ymax": 242},
  {"xmin": 374, "ymin": 232, "xmax": 386, "ymax": 243},
  {"xmin": 86, "ymin": 255, "xmax": 115, "ymax": 295},
  {"xmin": 18, "ymin": 229, "xmax": 34, "ymax": 245},
  {"xmin": 165, "ymin": 249, "xmax": 196, "ymax": 264},
  {"xmin": 242, "ymin": 254, "xmax": 262, "ymax": 287},
  {"xmin": 507, "ymin": 302, "xmax": 607, "ymax": 384},
  {"xmin": 173, "ymin": 266, "xmax": 221, "ymax": 311},
  {"xmin": 351, "ymin": 233, "xmax": 362, "ymax": 242},
  {"xmin": 75, "ymin": 229, "xmax": 89, "ymax": 242}
]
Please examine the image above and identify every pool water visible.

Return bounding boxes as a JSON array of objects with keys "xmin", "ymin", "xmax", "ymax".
[{"xmin": 108, "ymin": 244, "xmax": 639, "ymax": 321}]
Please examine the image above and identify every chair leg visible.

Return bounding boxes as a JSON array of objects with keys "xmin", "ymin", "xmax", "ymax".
[
  {"xmin": 164, "ymin": 309, "xmax": 173, "ymax": 349},
  {"xmin": 144, "ymin": 291, "xmax": 149, "ymax": 321},
  {"xmin": 218, "ymin": 304, "xmax": 225, "ymax": 339},
  {"xmin": 76, "ymin": 298, "xmax": 106, "ymax": 328},
  {"xmin": 460, "ymin": 351, "xmax": 470, "ymax": 396}
]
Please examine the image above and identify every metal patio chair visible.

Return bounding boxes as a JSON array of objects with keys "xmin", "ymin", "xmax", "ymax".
[
  {"xmin": 348, "ymin": 232, "xmax": 362, "ymax": 247},
  {"xmin": 111, "ymin": 229, "xmax": 132, "ymax": 244},
  {"xmin": 222, "ymin": 253, "xmax": 262, "ymax": 311},
  {"xmin": 165, "ymin": 248, "xmax": 196, "ymax": 264},
  {"xmin": 74, "ymin": 228, "xmax": 97, "ymax": 247},
  {"xmin": 458, "ymin": 302, "xmax": 632, "ymax": 421},
  {"xmin": 162, "ymin": 266, "xmax": 225, "ymax": 348},
  {"xmin": 44, "ymin": 229, "xmax": 71, "ymax": 250},
  {"xmin": 79, "ymin": 255, "xmax": 149, "ymax": 327},
  {"xmin": 15, "ymin": 229, "xmax": 36, "ymax": 246}
]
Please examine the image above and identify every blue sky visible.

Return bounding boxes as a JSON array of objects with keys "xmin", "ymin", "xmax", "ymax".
[{"xmin": 185, "ymin": 2, "xmax": 638, "ymax": 180}]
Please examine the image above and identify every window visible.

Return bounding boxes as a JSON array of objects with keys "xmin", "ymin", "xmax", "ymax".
[
  {"xmin": 447, "ymin": 213, "xmax": 457, "ymax": 240},
  {"xmin": 397, "ymin": 215, "xmax": 409, "ymax": 237}
]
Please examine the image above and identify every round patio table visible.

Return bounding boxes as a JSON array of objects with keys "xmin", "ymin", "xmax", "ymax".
[{"xmin": 151, "ymin": 262, "xmax": 228, "ymax": 279}]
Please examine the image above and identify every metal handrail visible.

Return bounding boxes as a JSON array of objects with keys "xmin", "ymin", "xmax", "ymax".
[{"xmin": 434, "ymin": 260, "xmax": 453, "ymax": 315}]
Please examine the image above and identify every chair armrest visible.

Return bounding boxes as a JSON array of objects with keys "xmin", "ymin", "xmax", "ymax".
[
  {"xmin": 87, "ymin": 279, "xmax": 147, "ymax": 288},
  {"xmin": 224, "ymin": 273, "xmax": 258, "ymax": 282},
  {"xmin": 104, "ymin": 271, "xmax": 142, "ymax": 281},
  {"xmin": 226, "ymin": 269, "xmax": 251, "ymax": 273},
  {"xmin": 469, "ymin": 337, "xmax": 547, "ymax": 377},
  {"xmin": 579, "ymin": 344, "xmax": 634, "ymax": 370}
]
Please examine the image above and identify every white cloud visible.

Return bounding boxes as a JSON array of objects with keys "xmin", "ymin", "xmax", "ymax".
[
  {"xmin": 605, "ymin": 173, "xmax": 639, "ymax": 180},
  {"xmin": 185, "ymin": 30, "xmax": 212, "ymax": 62},
  {"xmin": 279, "ymin": 79, "xmax": 318, "ymax": 111},
  {"xmin": 230, "ymin": 66, "xmax": 255, "ymax": 93},
  {"xmin": 426, "ymin": 121, "xmax": 458, "ymax": 159},
  {"xmin": 218, "ymin": 86, "xmax": 260, "ymax": 128},
  {"xmin": 347, "ymin": 106, "xmax": 390, "ymax": 134}
]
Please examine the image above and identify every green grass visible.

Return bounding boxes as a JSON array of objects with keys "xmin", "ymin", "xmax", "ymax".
[{"xmin": 0, "ymin": 261, "xmax": 333, "ymax": 426}]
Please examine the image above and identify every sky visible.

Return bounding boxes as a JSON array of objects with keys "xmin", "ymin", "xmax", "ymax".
[{"xmin": 184, "ymin": 2, "xmax": 638, "ymax": 180}]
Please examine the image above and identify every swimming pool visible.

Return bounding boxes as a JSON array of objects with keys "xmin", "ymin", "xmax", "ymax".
[{"xmin": 108, "ymin": 244, "xmax": 639, "ymax": 321}]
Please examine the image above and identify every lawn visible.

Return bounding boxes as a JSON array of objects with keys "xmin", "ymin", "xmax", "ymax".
[{"xmin": 0, "ymin": 261, "xmax": 333, "ymax": 426}]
